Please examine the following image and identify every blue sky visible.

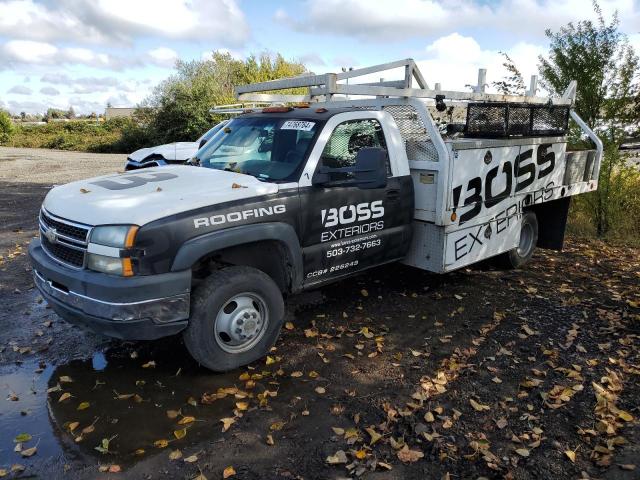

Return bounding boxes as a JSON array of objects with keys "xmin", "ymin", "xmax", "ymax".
[{"xmin": 0, "ymin": 0, "xmax": 638, "ymax": 115}]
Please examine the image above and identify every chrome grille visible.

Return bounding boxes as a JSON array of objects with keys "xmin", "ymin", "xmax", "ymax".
[{"xmin": 39, "ymin": 209, "xmax": 91, "ymax": 269}]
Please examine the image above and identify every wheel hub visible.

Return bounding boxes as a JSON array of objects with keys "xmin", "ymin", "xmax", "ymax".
[
  {"xmin": 214, "ymin": 293, "xmax": 269, "ymax": 353},
  {"xmin": 230, "ymin": 307, "xmax": 262, "ymax": 341}
]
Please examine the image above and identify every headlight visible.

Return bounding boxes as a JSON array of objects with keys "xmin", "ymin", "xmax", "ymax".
[
  {"xmin": 87, "ymin": 253, "xmax": 133, "ymax": 276},
  {"xmin": 90, "ymin": 225, "xmax": 138, "ymax": 248},
  {"xmin": 87, "ymin": 225, "xmax": 138, "ymax": 276}
]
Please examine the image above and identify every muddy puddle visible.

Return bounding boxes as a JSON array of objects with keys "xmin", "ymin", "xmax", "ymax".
[{"xmin": 1, "ymin": 340, "xmax": 288, "ymax": 471}]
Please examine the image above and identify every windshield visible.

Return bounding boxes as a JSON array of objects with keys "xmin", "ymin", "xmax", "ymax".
[
  {"xmin": 195, "ymin": 116, "xmax": 318, "ymax": 182},
  {"xmin": 196, "ymin": 120, "xmax": 228, "ymax": 143}
]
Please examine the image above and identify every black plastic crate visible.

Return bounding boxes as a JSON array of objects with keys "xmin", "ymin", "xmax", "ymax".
[{"xmin": 465, "ymin": 102, "xmax": 569, "ymax": 138}]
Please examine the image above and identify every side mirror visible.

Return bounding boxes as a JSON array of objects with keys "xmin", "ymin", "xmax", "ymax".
[
  {"xmin": 354, "ymin": 147, "xmax": 387, "ymax": 189},
  {"xmin": 198, "ymin": 138, "xmax": 207, "ymax": 149}
]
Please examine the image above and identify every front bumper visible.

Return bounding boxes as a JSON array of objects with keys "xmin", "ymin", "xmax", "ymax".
[{"xmin": 29, "ymin": 240, "xmax": 191, "ymax": 340}]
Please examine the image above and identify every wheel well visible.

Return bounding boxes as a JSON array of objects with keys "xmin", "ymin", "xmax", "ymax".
[{"xmin": 191, "ymin": 240, "xmax": 293, "ymax": 293}]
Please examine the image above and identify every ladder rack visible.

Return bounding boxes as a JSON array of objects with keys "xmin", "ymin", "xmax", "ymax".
[{"xmin": 233, "ymin": 58, "xmax": 576, "ymax": 107}]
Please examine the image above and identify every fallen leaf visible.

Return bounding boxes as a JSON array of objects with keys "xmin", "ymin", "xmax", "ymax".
[
  {"xmin": 315, "ymin": 386, "xmax": 326, "ymax": 394},
  {"xmin": 469, "ymin": 399, "xmax": 490, "ymax": 412},
  {"xmin": 184, "ymin": 455, "xmax": 198, "ymax": 463},
  {"xmin": 108, "ymin": 465, "xmax": 121, "ymax": 473},
  {"xmin": 166, "ymin": 410, "xmax": 180, "ymax": 419},
  {"xmin": 178, "ymin": 416, "xmax": 195, "ymax": 425},
  {"xmin": 20, "ymin": 447, "xmax": 37, "ymax": 458},
  {"xmin": 285, "ymin": 322, "xmax": 294, "ymax": 330},
  {"xmin": 515, "ymin": 448, "xmax": 530, "ymax": 457},
  {"xmin": 565, "ymin": 450, "xmax": 576, "ymax": 463},
  {"xmin": 354, "ymin": 449, "xmax": 367, "ymax": 459},
  {"xmin": 235, "ymin": 402, "xmax": 248, "ymax": 411},
  {"xmin": 58, "ymin": 392, "xmax": 71, "ymax": 402},
  {"xmin": 365, "ymin": 427, "xmax": 382, "ymax": 445},
  {"xmin": 326, "ymin": 450, "xmax": 348, "ymax": 464},
  {"xmin": 618, "ymin": 411, "xmax": 634, "ymax": 422},
  {"xmin": 13, "ymin": 433, "xmax": 31, "ymax": 443},
  {"xmin": 220, "ymin": 417, "xmax": 236, "ymax": 432},
  {"xmin": 424, "ymin": 412, "xmax": 435, "ymax": 423},
  {"xmin": 265, "ymin": 356, "xmax": 275, "ymax": 365},
  {"xmin": 169, "ymin": 449, "xmax": 183, "ymax": 460},
  {"xmin": 59, "ymin": 376, "xmax": 73, "ymax": 383},
  {"xmin": 68, "ymin": 422, "xmax": 79, "ymax": 432},
  {"xmin": 77, "ymin": 401, "xmax": 90, "ymax": 411},
  {"xmin": 397, "ymin": 445, "xmax": 424, "ymax": 463},
  {"xmin": 141, "ymin": 361, "xmax": 156, "ymax": 368},
  {"xmin": 173, "ymin": 428, "xmax": 187, "ymax": 440},
  {"xmin": 223, "ymin": 466, "xmax": 236, "ymax": 478},
  {"xmin": 360, "ymin": 289, "xmax": 369, "ymax": 297},
  {"xmin": 290, "ymin": 371, "xmax": 303, "ymax": 378},
  {"xmin": 495, "ymin": 418, "xmax": 508, "ymax": 429},
  {"xmin": 154, "ymin": 439, "xmax": 169, "ymax": 448},
  {"xmin": 266, "ymin": 434, "xmax": 274, "ymax": 446},
  {"xmin": 270, "ymin": 421, "xmax": 285, "ymax": 431}
]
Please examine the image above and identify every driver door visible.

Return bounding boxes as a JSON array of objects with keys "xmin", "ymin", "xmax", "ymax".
[{"xmin": 299, "ymin": 115, "xmax": 412, "ymax": 286}]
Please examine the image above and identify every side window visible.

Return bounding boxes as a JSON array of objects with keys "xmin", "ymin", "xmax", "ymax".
[{"xmin": 320, "ymin": 119, "xmax": 391, "ymax": 177}]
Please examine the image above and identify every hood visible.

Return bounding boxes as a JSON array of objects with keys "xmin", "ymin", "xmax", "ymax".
[
  {"xmin": 128, "ymin": 142, "xmax": 198, "ymax": 162},
  {"xmin": 43, "ymin": 166, "xmax": 280, "ymax": 226}
]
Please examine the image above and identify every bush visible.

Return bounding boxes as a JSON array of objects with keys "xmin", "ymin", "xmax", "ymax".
[
  {"xmin": 0, "ymin": 110, "xmax": 14, "ymax": 144},
  {"xmin": 7, "ymin": 120, "xmax": 124, "ymax": 153},
  {"xmin": 568, "ymin": 146, "xmax": 640, "ymax": 246}
]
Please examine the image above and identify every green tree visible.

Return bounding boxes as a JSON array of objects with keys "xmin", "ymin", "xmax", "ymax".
[
  {"xmin": 492, "ymin": 52, "xmax": 526, "ymax": 95},
  {"xmin": 0, "ymin": 109, "xmax": 14, "ymax": 144},
  {"xmin": 538, "ymin": 2, "xmax": 639, "ymax": 239},
  {"xmin": 140, "ymin": 51, "xmax": 306, "ymax": 145}
]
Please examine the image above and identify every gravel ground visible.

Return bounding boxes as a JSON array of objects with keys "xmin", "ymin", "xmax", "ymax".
[{"xmin": 0, "ymin": 146, "xmax": 125, "ymax": 184}]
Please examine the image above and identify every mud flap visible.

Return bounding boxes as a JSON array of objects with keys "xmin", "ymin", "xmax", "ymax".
[{"xmin": 528, "ymin": 196, "xmax": 571, "ymax": 250}]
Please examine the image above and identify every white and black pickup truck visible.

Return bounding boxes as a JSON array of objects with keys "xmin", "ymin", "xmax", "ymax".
[{"xmin": 29, "ymin": 60, "xmax": 602, "ymax": 371}]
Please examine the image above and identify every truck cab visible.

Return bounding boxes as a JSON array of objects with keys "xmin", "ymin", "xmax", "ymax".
[{"xmin": 29, "ymin": 59, "xmax": 602, "ymax": 371}]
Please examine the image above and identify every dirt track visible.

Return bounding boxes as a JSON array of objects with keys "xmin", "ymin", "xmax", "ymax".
[{"xmin": 0, "ymin": 148, "xmax": 638, "ymax": 479}]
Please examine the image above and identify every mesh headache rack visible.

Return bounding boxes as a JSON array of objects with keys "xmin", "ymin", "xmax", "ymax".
[{"xmin": 216, "ymin": 58, "xmax": 579, "ymax": 138}]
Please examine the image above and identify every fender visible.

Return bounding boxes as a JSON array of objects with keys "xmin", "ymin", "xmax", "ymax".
[{"xmin": 171, "ymin": 222, "xmax": 304, "ymax": 292}]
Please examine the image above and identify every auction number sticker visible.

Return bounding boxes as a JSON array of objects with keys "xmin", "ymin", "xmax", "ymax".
[{"xmin": 281, "ymin": 120, "xmax": 315, "ymax": 131}]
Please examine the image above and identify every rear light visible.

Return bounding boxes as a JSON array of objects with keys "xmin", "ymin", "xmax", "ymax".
[
  {"xmin": 295, "ymin": 103, "xmax": 310, "ymax": 108},
  {"xmin": 262, "ymin": 107, "xmax": 293, "ymax": 113},
  {"xmin": 315, "ymin": 108, "xmax": 328, "ymax": 113}
]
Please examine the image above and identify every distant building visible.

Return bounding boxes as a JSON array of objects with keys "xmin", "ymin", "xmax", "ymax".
[{"xmin": 105, "ymin": 107, "xmax": 136, "ymax": 119}]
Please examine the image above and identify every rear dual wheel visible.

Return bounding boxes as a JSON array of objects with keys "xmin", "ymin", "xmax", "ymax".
[
  {"xmin": 498, "ymin": 212, "xmax": 538, "ymax": 269},
  {"xmin": 183, "ymin": 266, "xmax": 284, "ymax": 372}
]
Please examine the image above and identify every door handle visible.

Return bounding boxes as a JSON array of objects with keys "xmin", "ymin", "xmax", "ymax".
[{"xmin": 386, "ymin": 189, "xmax": 400, "ymax": 200}]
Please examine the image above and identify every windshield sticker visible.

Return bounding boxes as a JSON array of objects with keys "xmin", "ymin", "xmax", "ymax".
[{"xmin": 281, "ymin": 120, "xmax": 315, "ymax": 131}]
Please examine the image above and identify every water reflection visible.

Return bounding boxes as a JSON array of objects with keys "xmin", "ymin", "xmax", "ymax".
[{"xmin": 45, "ymin": 341, "xmax": 275, "ymax": 466}]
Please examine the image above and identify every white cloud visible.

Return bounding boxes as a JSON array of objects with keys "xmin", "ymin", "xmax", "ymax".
[
  {"xmin": 0, "ymin": 0, "xmax": 250, "ymax": 46},
  {"xmin": 276, "ymin": 0, "xmax": 640, "ymax": 41},
  {"xmin": 419, "ymin": 33, "xmax": 545, "ymax": 92},
  {"xmin": 0, "ymin": 40, "xmax": 133, "ymax": 69},
  {"xmin": 8, "ymin": 84, "xmax": 32, "ymax": 94},
  {"xmin": 148, "ymin": 47, "xmax": 178, "ymax": 67},
  {"xmin": 40, "ymin": 86, "xmax": 60, "ymax": 96}
]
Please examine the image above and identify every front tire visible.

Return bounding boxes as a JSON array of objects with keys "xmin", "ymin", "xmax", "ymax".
[
  {"xmin": 183, "ymin": 266, "xmax": 285, "ymax": 372},
  {"xmin": 499, "ymin": 212, "xmax": 538, "ymax": 269}
]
